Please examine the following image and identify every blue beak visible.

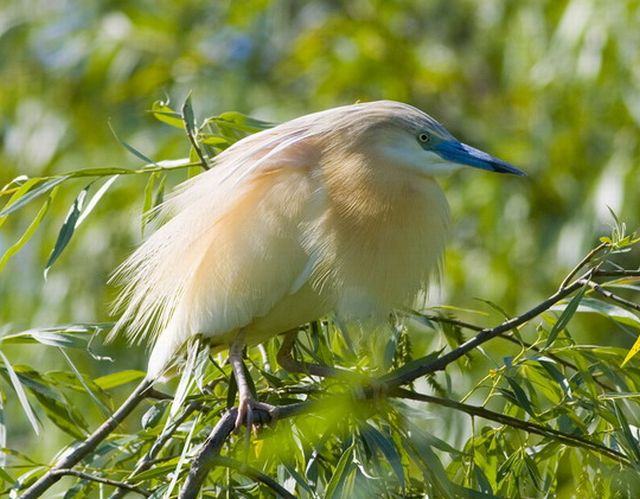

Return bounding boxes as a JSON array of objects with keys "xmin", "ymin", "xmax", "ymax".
[{"xmin": 435, "ymin": 140, "xmax": 526, "ymax": 176}]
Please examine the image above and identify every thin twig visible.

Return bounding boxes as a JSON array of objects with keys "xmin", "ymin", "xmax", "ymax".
[
  {"xmin": 181, "ymin": 102, "xmax": 210, "ymax": 170},
  {"xmin": 109, "ymin": 401, "xmax": 202, "ymax": 499},
  {"xmin": 417, "ymin": 312, "xmax": 607, "ymax": 387},
  {"xmin": 179, "ymin": 402, "xmax": 308, "ymax": 499},
  {"xmin": 382, "ymin": 280, "xmax": 586, "ymax": 387},
  {"xmin": 593, "ymin": 269, "xmax": 640, "ymax": 278},
  {"xmin": 588, "ymin": 281, "xmax": 640, "ymax": 312},
  {"xmin": 18, "ymin": 377, "xmax": 154, "ymax": 499},
  {"xmin": 560, "ymin": 242, "xmax": 608, "ymax": 289},
  {"xmin": 209, "ymin": 456, "xmax": 296, "ymax": 499},
  {"xmin": 392, "ymin": 388, "xmax": 629, "ymax": 465},
  {"xmin": 50, "ymin": 469, "xmax": 150, "ymax": 496}
]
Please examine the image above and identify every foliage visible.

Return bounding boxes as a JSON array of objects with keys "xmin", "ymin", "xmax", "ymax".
[{"xmin": 1, "ymin": 100, "xmax": 640, "ymax": 497}]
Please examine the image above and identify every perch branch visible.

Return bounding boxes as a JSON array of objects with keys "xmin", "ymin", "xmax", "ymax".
[
  {"xmin": 179, "ymin": 402, "xmax": 308, "ymax": 498},
  {"xmin": 18, "ymin": 377, "xmax": 154, "ymax": 499},
  {"xmin": 392, "ymin": 388, "xmax": 629, "ymax": 465},
  {"xmin": 50, "ymin": 469, "xmax": 150, "ymax": 496},
  {"xmin": 382, "ymin": 279, "xmax": 586, "ymax": 388}
]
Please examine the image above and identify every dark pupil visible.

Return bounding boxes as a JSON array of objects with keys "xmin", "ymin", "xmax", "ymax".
[{"xmin": 421, "ymin": 134, "xmax": 429, "ymax": 142}]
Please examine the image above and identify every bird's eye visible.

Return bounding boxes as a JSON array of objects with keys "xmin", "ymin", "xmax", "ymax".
[{"xmin": 418, "ymin": 133, "xmax": 431, "ymax": 143}]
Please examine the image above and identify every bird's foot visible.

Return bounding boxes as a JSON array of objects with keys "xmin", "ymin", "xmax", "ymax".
[{"xmin": 235, "ymin": 396, "xmax": 277, "ymax": 431}]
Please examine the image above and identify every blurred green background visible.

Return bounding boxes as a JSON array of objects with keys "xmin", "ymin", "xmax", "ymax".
[{"xmin": 1, "ymin": 0, "xmax": 639, "ymax": 465}]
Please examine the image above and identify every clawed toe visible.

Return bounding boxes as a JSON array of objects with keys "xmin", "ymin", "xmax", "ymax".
[{"xmin": 234, "ymin": 398, "xmax": 276, "ymax": 430}]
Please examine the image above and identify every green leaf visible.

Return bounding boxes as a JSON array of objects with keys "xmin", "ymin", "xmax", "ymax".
[
  {"xmin": 551, "ymin": 296, "xmax": 640, "ymax": 330},
  {"xmin": 109, "ymin": 121, "xmax": 157, "ymax": 165},
  {"xmin": 0, "ymin": 177, "xmax": 40, "ymax": 228},
  {"xmin": 505, "ymin": 375, "xmax": 535, "ymax": 417},
  {"xmin": 0, "ymin": 351, "xmax": 40, "ymax": 435},
  {"xmin": 214, "ymin": 111, "xmax": 273, "ymax": 133},
  {"xmin": 93, "ymin": 370, "xmax": 146, "ymax": 390},
  {"xmin": 75, "ymin": 175, "xmax": 119, "ymax": 227},
  {"xmin": 546, "ymin": 286, "xmax": 587, "ymax": 347},
  {"xmin": 58, "ymin": 348, "xmax": 111, "ymax": 417},
  {"xmin": 0, "ymin": 190, "xmax": 55, "ymax": 273},
  {"xmin": 360, "ymin": 423, "xmax": 405, "ymax": 488},
  {"xmin": 0, "ymin": 176, "xmax": 69, "ymax": 218},
  {"xmin": 325, "ymin": 441, "xmax": 355, "ymax": 499},
  {"xmin": 181, "ymin": 92, "xmax": 197, "ymax": 133},
  {"xmin": 622, "ymin": 336, "xmax": 640, "ymax": 367},
  {"xmin": 142, "ymin": 172, "xmax": 158, "ymax": 235},
  {"xmin": 142, "ymin": 401, "xmax": 167, "ymax": 429},
  {"xmin": 44, "ymin": 185, "xmax": 89, "ymax": 277},
  {"xmin": 150, "ymin": 100, "xmax": 184, "ymax": 129},
  {"xmin": 1, "ymin": 323, "xmax": 109, "ymax": 348}
]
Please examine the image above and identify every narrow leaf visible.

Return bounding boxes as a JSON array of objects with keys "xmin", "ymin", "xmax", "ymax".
[
  {"xmin": 0, "ymin": 350, "xmax": 39, "ymax": 435},
  {"xmin": 0, "ymin": 176, "xmax": 69, "ymax": 218},
  {"xmin": 546, "ymin": 286, "xmax": 587, "ymax": 347},
  {"xmin": 0, "ymin": 191, "xmax": 55, "ymax": 273},
  {"xmin": 93, "ymin": 370, "xmax": 145, "ymax": 390},
  {"xmin": 75, "ymin": 175, "xmax": 119, "ymax": 227},
  {"xmin": 0, "ymin": 177, "xmax": 40, "ymax": 228},
  {"xmin": 44, "ymin": 185, "xmax": 89, "ymax": 277}
]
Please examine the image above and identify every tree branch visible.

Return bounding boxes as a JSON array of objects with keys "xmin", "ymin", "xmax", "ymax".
[
  {"xmin": 50, "ymin": 469, "xmax": 150, "ymax": 496},
  {"xmin": 382, "ymin": 279, "xmax": 586, "ymax": 387},
  {"xmin": 391, "ymin": 387, "xmax": 629, "ymax": 465},
  {"xmin": 20, "ymin": 252, "xmax": 639, "ymax": 498},
  {"xmin": 18, "ymin": 377, "xmax": 154, "ymax": 499},
  {"xmin": 179, "ymin": 402, "xmax": 308, "ymax": 498},
  {"xmin": 209, "ymin": 456, "xmax": 297, "ymax": 499},
  {"xmin": 588, "ymin": 280, "xmax": 640, "ymax": 312},
  {"xmin": 109, "ymin": 401, "xmax": 202, "ymax": 499}
]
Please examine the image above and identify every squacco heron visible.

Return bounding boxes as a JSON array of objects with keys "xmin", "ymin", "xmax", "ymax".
[{"xmin": 112, "ymin": 100, "xmax": 524, "ymax": 427}]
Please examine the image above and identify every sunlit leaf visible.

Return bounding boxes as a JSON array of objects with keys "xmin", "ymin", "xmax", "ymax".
[
  {"xmin": 0, "ymin": 190, "xmax": 55, "ymax": 273},
  {"xmin": 0, "ymin": 351, "xmax": 39, "ymax": 435},
  {"xmin": 0, "ymin": 176, "xmax": 69, "ymax": 218},
  {"xmin": 93, "ymin": 370, "xmax": 146, "ymax": 390}
]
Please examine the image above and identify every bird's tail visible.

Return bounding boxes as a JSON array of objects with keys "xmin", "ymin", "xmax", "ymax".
[{"xmin": 146, "ymin": 323, "xmax": 187, "ymax": 380}]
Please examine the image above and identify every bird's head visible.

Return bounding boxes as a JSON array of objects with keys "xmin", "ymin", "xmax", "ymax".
[{"xmin": 329, "ymin": 101, "xmax": 525, "ymax": 178}]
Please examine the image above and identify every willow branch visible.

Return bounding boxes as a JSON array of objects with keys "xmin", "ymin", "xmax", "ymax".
[
  {"xmin": 109, "ymin": 401, "xmax": 202, "ymax": 499},
  {"xmin": 418, "ymin": 312, "xmax": 600, "ymax": 382},
  {"xmin": 588, "ymin": 281, "xmax": 640, "ymax": 312},
  {"xmin": 209, "ymin": 456, "xmax": 296, "ymax": 499},
  {"xmin": 392, "ymin": 388, "xmax": 629, "ymax": 465},
  {"xmin": 179, "ymin": 402, "xmax": 308, "ymax": 499},
  {"xmin": 383, "ymin": 279, "xmax": 586, "ymax": 387},
  {"xmin": 594, "ymin": 270, "xmax": 640, "ymax": 278},
  {"xmin": 19, "ymin": 377, "xmax": 154, "ymax": 499},
  {"xmin": 50, "ymin": 469, "xmax": 150, "ymax": 496}
]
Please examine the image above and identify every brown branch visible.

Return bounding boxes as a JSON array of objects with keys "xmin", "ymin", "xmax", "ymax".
[
  {"xmin": 560, "ymin": 242, "xmax": 608, "ymax": 289},
  {"xmin": 594, "ymin": 270, "xmax": 640, "ymax": 278},
  {"xmin": 418, "ymin": 311, "xmax": 593, "ymax": 378},
  {"xmin": 392, "ymin": 388, "xmax": 629, "ymax": 465},
  {"xmin": 50, "ymin": 469, "xmax": 150, "ymax": 496},
  {"xmin": 20, "ymin": 248, "xmax": 637, "ymax": 498},
  {"xmin": 382, "ymin": 279, "xmax": 586, "ymax": 387},
  {"xmin": 588, "ymin": 281, "xmax": 640, "ymax": 312},
  {"xmin": 179, "ymin": 402, "xmax": 308, "ymax": 499},
  {"xmin": 18, "ymin": 377, "xmax": 154, "ymax": 499},
  {"xmin": 109, "ymin": 401, "xmax": 202, "ymax": 499},
  {"xmin": 209, "ymin": 456, "xmax": 297, "ymax": 499}
]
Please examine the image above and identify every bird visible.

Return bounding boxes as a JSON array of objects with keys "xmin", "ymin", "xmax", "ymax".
[{"xmin": 110, "ymin": 100, "xmax": 525, "ymax": 428}]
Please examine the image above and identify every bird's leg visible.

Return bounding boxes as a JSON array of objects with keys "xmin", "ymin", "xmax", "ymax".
[
  {"xmin": 229, "ymin": 331, "xmax": 275, "ymax": 430},
  {"xmin": 276, "ymin": 329, "xmax": 343, "ymax": 378}
]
